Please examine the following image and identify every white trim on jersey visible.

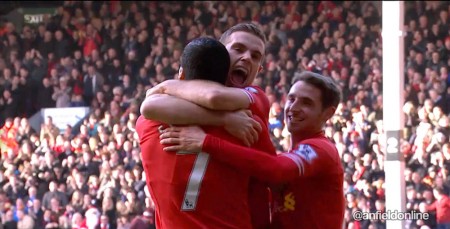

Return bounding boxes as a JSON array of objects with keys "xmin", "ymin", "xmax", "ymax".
[
  {"xmin": 281, "ymin": 144, "xmax": 319, "ymax": 176},
  {"xmin": 281, "ymin": 153, "xmax": 305, "ymax": 176},
  {"xmin": 241, "ymin": 88, "xmax": 255, "ymax": 104}
]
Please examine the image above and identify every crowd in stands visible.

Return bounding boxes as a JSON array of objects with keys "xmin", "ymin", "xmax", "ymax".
[{"xmin": 0, "ymin": 1, "xmax": 449, "ymax": 228}]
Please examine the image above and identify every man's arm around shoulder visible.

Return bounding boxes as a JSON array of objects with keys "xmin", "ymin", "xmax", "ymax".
[
  {"xmin": 140, "ymin": 94, "xmax": 227, "ymax": 126},
  {"xmin": 148, "ymin": 80, "xmax": 252, "ymax": 111}
]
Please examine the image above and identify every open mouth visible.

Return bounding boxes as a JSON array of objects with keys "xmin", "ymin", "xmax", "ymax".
[{"xmin": 229, "ymin": 68, "xmax": 248, "ymax": 86}]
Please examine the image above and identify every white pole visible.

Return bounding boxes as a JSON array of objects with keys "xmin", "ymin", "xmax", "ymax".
[{"xmin": 382, "ymin": 1, "xmax": 406, "ymax": 229}]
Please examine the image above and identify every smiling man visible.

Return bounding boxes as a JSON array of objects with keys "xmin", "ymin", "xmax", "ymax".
[{"xmin": 159, "ymin": 71, "xmax": 346, "ymax": 229}]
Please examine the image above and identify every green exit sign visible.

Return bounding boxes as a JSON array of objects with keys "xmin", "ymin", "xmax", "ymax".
[
  {"xmin": 22, "ymin": 7, "xmax": 55, "ymax": 24},
  {"xmin": 24, "ymin": 14, "xmax": 47, "ymax": 24}
]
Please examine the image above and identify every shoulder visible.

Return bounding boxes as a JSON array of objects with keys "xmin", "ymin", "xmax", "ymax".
[
  {"xmin": 136, "ymin": 115, "xmax": 146, "ymax": 125},
  {"xmin": 244, "ymin": 86, "xmax": 270, "ymax": 115},
  {"xmin": 296, "ymin": 138, "xmax": 340, "ymax": 163},
  {"xmin": 301, "ymin": 137, "xmax": 338, "ymax": 155},
  {"xmin": 136, "ymin": 115, "xmax": 162, "ymax": 128},
  {"xmin": 135, "ymin": 115, "xmax": 165, "ymax": 137},
  {"xmin": 291, "ymin": 144, "xmax": 320, "ymax": 164},
  {"xmin": 243, "ymin": 86, "xmax": 267, "ymax": 101},
  {"xmin": 244, "ymin": 86, "xmax": 264, "ymax": 94}
]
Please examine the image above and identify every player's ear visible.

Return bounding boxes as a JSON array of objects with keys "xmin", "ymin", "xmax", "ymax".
[
  {"xmin": 178, "ymin": 67, "xmax": 185, "ymax": 80},
  {"xmin": 322, "ymin": 106, "xmax": 336, "ymax": 122},
  {"xmin": 258, "ymin": 65, "xmax": 263, "ymax": 73}
]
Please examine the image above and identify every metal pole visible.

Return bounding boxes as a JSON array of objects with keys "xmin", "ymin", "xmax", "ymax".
[{"xmin": 382, "ymin": 1, "xmax": 406, "ymax": 228}]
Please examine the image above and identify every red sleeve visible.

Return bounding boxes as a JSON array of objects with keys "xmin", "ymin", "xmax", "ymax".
[
  {"xmin": 445, "ymin": 198, "xmax": 450, "ymax": 209},
  {"xmin": 243, "ymin": 86, "xmax": 270, "ymax": 126},
  {"xmin": 287, "ymin": 143, "xmax": 330, "ymax": 178},
  {"xmin": 427, "ymin": 201, "xmax": 437, "ymax": 211},
  {"xmin": 202, "ymin": 135, "xmax": 299, "ymax": 184}
]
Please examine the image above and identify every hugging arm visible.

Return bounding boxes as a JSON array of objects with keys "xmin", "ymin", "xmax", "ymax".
[
  {"xmin": 141, "ymin": 94, "xmax": 228, "ymax": 125},
  {"xmin": 202, "ymin": 135, "xmax": 300, "ymax": 184},
  {"xmin": 147, "ymin": 80, "xmax": 253, "ymax": 111},
  {"xmin": 141, "ymin": 94, "xmax": 261, "ymax": 146}
]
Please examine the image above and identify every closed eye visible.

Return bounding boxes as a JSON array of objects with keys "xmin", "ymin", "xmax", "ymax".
[
  {"xmin": 232, "ymin": 44, "xmax": 244, "ymax": 52},
  {"xmin": 252, "ymin": 53, "xmax": 262, "ymax": 62}
]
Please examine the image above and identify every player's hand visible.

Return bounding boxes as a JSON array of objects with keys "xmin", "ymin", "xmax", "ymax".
[
  {"xmin": 146, "ymin": 80, "xmax": 179, "ymax": 97},
  {"xmin": 224, "ymin": 109, "xmax": 262, "ymax": 147},
  {"xmin": 146, "ymin": 84, "xmax": 164, "ymax": 97},
  {"xmin": 146, "ymin": 80, "xmax": 171, "ymax": 97},
  {"xmin": 159, "ymin": 125, "xmax": 206, "ymax": 152}
]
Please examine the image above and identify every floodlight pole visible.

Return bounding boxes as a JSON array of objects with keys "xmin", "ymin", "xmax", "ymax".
[{"xmin": 382, "ymin": 1, "xmax": 406, "ymax": 229}]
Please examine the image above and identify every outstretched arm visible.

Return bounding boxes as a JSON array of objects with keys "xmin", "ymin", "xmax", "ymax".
[
  {"xmin": 141, "ymin": 94, "xmax": 262, "ymax": 146},
  {"xmin": 201, "ymin": 135, "xmax": 300, "ymax": 184},
  {"xmin": 159, "ymin": 126, "xmax": 301, "ymax": 184},
  {"xmin": 146, "ymin": 79, "xmax": 252, "ymax": 111}
]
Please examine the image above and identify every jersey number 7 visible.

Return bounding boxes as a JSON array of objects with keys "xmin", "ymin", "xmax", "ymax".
[{"xmin": 181, "ymin": 152, "xmax": 210, "ymax": 211}]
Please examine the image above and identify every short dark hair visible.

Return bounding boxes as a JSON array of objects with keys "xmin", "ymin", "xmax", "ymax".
[
  {"xmin": 181, "ymin": 37, "xmax": 230, "ymax": 85},
  {"xmin": 292, "ymin": 71, "xmax": 342, "ymax": 110},
  {"xmin": 219, "ymin": 22, "xmax": 267, "ymax": 45}
]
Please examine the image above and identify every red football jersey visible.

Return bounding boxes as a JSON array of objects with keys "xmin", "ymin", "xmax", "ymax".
[
  {"xmin": 202, "ymin": 132, "xmax": 345, "ymax": 229},
  {"xmin": 243, "ymin": 86, "xmax": 270, "ymax": 127},
  {"xmin": 242, "ymin": 86, "xmax": 277, "ymax": 229},
  {"xmin": 272, "ymin": 133, "xmax": 345, "ymax": 229},
  {"xmin": 136, "ymin": 116, "xmax": 252, "ymax": 229}
]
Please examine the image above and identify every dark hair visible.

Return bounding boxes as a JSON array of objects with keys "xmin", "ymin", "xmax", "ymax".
[
  {"xmin": 434, "ymin": 187, "xmax": 446, "ymax": 195},
  {"xmin": 291, "ymin": 71, "xmax": 342, "ymax": 110},
  {"xmin": 181, "ymin": 37, "xmax": 230, "ymax": 85},
  {"xmin": 219, "ymin": 22, "xmax": 267, "ymax": 45}
]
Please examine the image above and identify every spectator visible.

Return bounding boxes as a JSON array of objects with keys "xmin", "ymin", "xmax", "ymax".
[
  {"xmin": 0, "ymin": 89, "xmax": 18, "ymax": 121},
  {"xmin": 54, "ymin": 30, "xmax": 70, "ymax": 60},
  {"xmin": 129, "ymin": 209, "xmax": 156, "ymax": 229},
  {"xmin": 42, "ymin": 181, "xmax": 68, "ymax": 211},
  {"xmin": 52, "ymin": 75, "xmax": 72, "ymax": 108},
  {"xmin": 37, "ymin": 77, "xmax": 55, "ymax": 109},
  {"xmin": 83, "ymin": 64, "xmax": 104, "ymax": 105},
  {"xmin": 71, "ymin": 212, "xmax": 84, "ymax": 229},
  {"xmin": 28, "ymin": 199, "xmax": 44, "ymax": 227},
  {"xmin": 427, "ymin": 187, "xmax": 450, "ymax": 228},
  {"xmin": 17, "ymin": 208, "xmax": 35, "ymax": 229},
  {"xmin": 2, "ymin": 210, "xmax": 17, "ymax": 229}
]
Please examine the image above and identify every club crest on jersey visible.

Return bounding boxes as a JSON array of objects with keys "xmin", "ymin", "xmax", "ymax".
[
  {"xmin": 293, "ymin": 144, "xmax": 317, "ymax": 163},
  {"xmin": 244, "ymin": 87, "xmax": 258, "ymax": 94}
]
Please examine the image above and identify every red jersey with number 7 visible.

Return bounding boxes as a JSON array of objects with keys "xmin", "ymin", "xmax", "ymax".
[{"xmin": 136, "ymin": 116, "xmax": 252, "ymax": 229}]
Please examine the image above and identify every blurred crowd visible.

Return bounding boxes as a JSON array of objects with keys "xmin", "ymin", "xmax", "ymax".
[{"xmin": 0, "ymin": 1, "xmax": 449, "ymax": 229}]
